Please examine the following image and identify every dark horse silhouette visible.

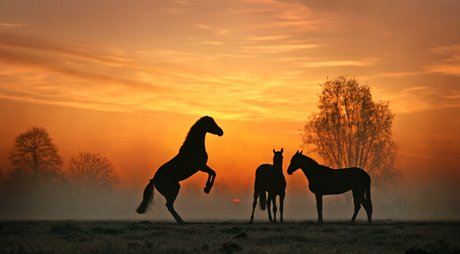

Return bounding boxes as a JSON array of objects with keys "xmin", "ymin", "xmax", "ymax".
[
  {"xmin": 136, "ymin": 116, "xmax": 223, "ymax": 223},
  {"xmin": 287, "ymin": 151, "xmax": 372, "ymax": 224},
  {"xmin": 250, "ymin": 148, "xmax": 286, "ymax": 223}
]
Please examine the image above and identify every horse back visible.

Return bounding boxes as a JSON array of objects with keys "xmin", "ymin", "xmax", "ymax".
[
  {"xmin": 309, "ymin": 167, "xmax": 370, "ymax": 195},
  {"xmin": 330, "ymin": 167, "xmax": 370, "ymax": 185},
  {"xmin": 255, "ymin": 164, "xmax": 272, "ymax": 181},
  {"xmin": 154, "ymin": 152, "xmax": 207, "ymax": 182},
  {"xmin": 254, "ymin": 164, "xmax": 286, "ymax": 192},
  {"xmin": 346, "ymin": 167, "xmax": 370, "ymax": 183}
]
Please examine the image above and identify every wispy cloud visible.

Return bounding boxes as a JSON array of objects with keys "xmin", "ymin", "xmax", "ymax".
[
  {"xmin": 0, "ymin": 32, "xmax": 315, "ymax": 121},
  {"xmin": 431, "ymin": 44, "xmax": 460, "ymax": 55},
  {"xmin": 247, "ymin": 35, "xmax": 291, "ymax": 41},
  {"xmin": 375, "ymin": 84, "xmax": 460, "ymax": 115},
  {"xmin": 426, "ymin": 63, "xmax": 460, "ymax": 77},
  {"xmin": 195, "ymin": 24, "xmax": 229, "ymax": 35},
  {"xmin": 426, "ymin": 44, "xmax": 460, "ymax": 77},
  {"xmin": 242, "ymin": 43, "xmax": 321, "ymax": 54},
  {"xmin": 0, "ymin": 33, "xmax": 134, "ymax": 68},
  {"xmin": 242, "ymin": 0, "xmax": 323, "ymax": 30},
  {"xmin": 0, "ymin": 23, "xmax": 28, "ymax": 29},
  {"xmin": 300, "ymin": 59, "xmax": 377, "ymax": 68},
  {"xmin": 199, "ymin": 41, "xmax": 224, "ymax": 45},
  {"xmin": 378, "ymin": 72, "xmax": 428, "ymax": 77},
  {"xmin": 137, "ymin": 48, "xmax": 200, "ymax": 62}
]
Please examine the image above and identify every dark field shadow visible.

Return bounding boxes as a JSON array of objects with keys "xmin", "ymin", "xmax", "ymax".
[{"xmin": 1, "ymin": 220, "xmax": 459, "ymax": 254}]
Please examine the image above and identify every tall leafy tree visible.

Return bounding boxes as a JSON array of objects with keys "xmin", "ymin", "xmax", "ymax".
[
  {"xmin": 9, "ymin": 127, "xmax": 63, "ymax": 180},
  {"xmin": 67, "ymin": 151, "xmax": 120, "ymax": 192},
  {"xmin": 303, "ymin": 76, "xmax": 401, "ymax": 188}
]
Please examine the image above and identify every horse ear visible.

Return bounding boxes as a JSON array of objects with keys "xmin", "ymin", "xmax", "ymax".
[
  {"xmin": 273, "ymin": 149, "xmax": 275, "ymax": 154},
  {"xmin": 300, "ymin": 150, "xmax": 303, "ymax": 154},
  {"xmin": 280, "ymin": 148, "xmax": 283, "ymax": 153}
]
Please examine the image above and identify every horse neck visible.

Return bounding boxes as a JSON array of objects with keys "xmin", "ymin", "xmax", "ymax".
[
  {"xmin": 273, "ymin": 159, "xmax": 283, "ymax": 174},
  {"xmin": 299, "ymin": 156, "xmax": 320, "ymax": 179},
  {"xmin": 181, "ymin": 125, "xmax": 206, "ymax": 152}
]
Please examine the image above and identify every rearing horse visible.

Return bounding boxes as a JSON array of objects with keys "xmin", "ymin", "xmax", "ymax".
[
  {"xmin": 287, "ymin": 151, "xmax": 372, "ymax": 224},
  {"xmin": 136, "ymin": 116, "xmax": 223, "ymax": 223}
]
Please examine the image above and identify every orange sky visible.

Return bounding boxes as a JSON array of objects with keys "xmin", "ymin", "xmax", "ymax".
[{"xmin": 1, "ymin": 0, "xmax": 460, "ymax": 195}]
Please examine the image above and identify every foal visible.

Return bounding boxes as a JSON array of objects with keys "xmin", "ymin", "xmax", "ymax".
[{"xmin": 250, "ymin": 148, "xmax": 286, "ymax": 223}]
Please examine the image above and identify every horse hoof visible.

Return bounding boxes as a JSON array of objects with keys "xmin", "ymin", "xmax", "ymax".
[{"xmin": 204, "ymin": 187, "xmax": 211, "ymax": 194}]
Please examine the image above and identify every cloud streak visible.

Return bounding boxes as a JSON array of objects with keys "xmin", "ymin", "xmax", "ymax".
[
  {"xmin": 0, "ymin": 31, "xmax": 316, "ymax": 121},
  {"xmin": 426, "ymin": 44, "xmax": 460, "ymax": 77},
  {"xmin": 0, "ymin": 23, "xmax": 28, "ymax": 29},
  {"xmin": 300, "ymin": 59, "xmax": 377, "ymax": 68}
]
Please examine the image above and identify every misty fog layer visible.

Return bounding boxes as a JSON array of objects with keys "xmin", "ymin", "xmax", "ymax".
[{"xmin": 1, "ymin": 174, "xmax": 459, "ymax": 221}]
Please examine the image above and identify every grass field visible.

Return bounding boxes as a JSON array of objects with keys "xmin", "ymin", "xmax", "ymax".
[{"xmin": 1, "ymin": 220, "xmax": 459, "ymax": 254}]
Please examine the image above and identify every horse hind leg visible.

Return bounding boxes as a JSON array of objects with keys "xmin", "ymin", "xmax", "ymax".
[
  {"xmin": 167, "ymin": 202, "xmax": 184, "ymax": 224},
  {"xmin": 351, "ymin": 190, "xmax": 363, "ymax": 223},
  {"xmin": 363, "ymin": 187, "xmax": 373, "ymax": 224},
  {"xmin": 362, "ymin": 200, "xmax": 373, "ymax": 224},
  {"xmin": 156, "ymin": 180, "xmax": 184, "ymax": 224},
  {"xmin": 249, "ymin": 191, "xmax": 258, "ymax": 223}
]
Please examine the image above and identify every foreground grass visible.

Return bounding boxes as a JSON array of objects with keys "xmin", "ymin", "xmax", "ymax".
[{"xmin": 1, "ymin": 220, "xmax": 459, "ymax": 254}]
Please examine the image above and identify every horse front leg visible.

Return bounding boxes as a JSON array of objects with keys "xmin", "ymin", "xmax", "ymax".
[
  {"xmin": 315, "ymin": 194, "xmax": 323, "ymax": 223},
  {"xmin": 272, "ymin": 195, "xmax": 278, "ymax": 223},
  {"xmin": 279, "ymin": 192, "xmax": 285, "ymax": 223},
  {"xmin": 200, "ymin": 165, "xmax": 216, "ymax": 194},
  {"xmin": 267, "ymin": 194, "xmax": 273, "ymax": 222}
]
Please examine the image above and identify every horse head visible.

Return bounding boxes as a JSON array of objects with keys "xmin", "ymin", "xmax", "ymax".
[
  {"xmin": 273, "ymin": 148, "xmax": 283, "ymax": 167},
  {"xmin": 287, "ymin": 150, "xmax": 303, "ymax": 175},
  {"xmin": 199, "ymin": 116, "xmax": 223, "ymax": 136}
]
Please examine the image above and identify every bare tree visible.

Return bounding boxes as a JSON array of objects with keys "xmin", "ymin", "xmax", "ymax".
[
  {"xmin": 67, "ymin": 151, "xmax": 120, "ymax": 192},
  {"xmin": 302, "ymin": 76, "xmax": 401, "ymax": 188},
  {"xmin": 9, "ymin": 127, "xmax": 63, "ymax": 180}
]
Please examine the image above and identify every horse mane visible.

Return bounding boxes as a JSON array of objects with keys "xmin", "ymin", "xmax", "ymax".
[
  {"xmin": 180, "ymin": 116, "xmax": 210, "ymax": 151},
  {"xmin": 298, "ymin": 154, "xmax": 320, "ymax": 166}
]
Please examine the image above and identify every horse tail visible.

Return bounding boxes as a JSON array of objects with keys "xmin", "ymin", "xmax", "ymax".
[
  {"xmin": 254, "ymin": 176, "xmax": 266, "ymax": 210},
  {"xmin": 136, "ymin": 179, "xmax": 155, "ymax": 214},
  {"xmin": 365, "ymin": 178, "xmax": 373, "ymax": 213},
  {"xmin": 365, "ymin": 185, "xmax": 371, "ymax": 202},
  {"xmin": 259, "ymin": 190, "xmax": 267, "ymax": 211}
]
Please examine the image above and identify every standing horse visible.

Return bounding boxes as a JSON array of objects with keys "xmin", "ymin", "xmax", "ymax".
[
  {"xmin": 287, "ymin": 151, "xmax": 372, "ymax": 224},
  {"xmin": 249, "ymin": 148, "xmax": 286, "ymax": 223},
  {"xmin": 136, "ymin": 116, "xmax": 223, "ymax": 223}
]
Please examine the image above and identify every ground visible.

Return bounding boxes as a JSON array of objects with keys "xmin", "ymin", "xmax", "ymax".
[{"xmin": 1, "ymin": 220, "xmax": 459, "ymax": 254}]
